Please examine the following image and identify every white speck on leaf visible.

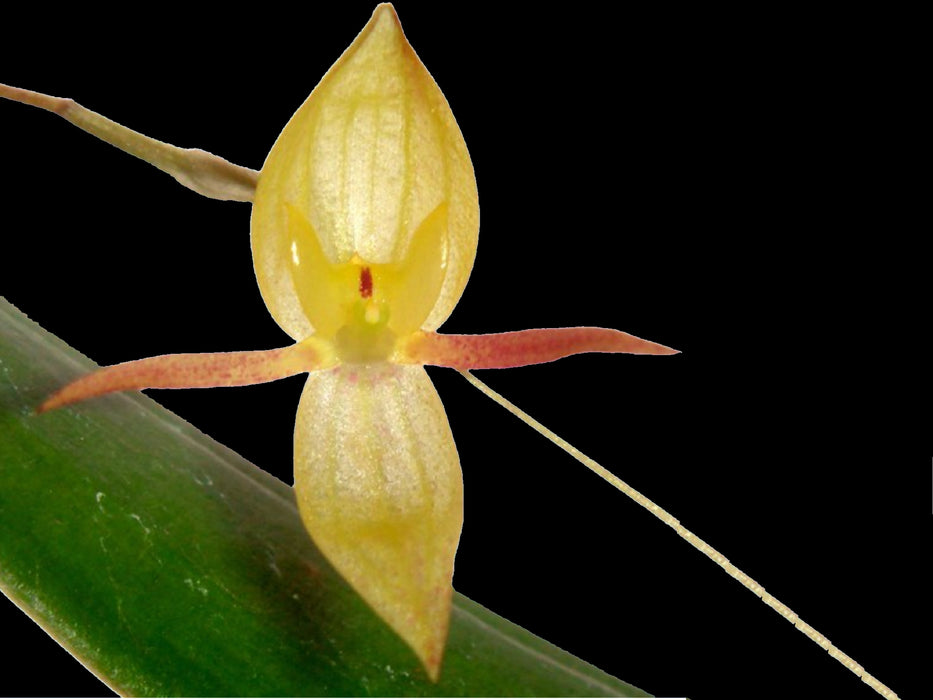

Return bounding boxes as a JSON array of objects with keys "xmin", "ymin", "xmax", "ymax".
[
  {"xmin": 129, "ymin": 513, "xmax": 151, "ymax": 536},
  {"xmin": 184, "ymin": 577, "xmax": 209, "ymax": 596}
]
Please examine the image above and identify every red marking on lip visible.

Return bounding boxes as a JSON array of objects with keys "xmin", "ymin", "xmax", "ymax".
[{"xmin": 359, "ymin": 266, "xmax": 373, "ymax": 298}]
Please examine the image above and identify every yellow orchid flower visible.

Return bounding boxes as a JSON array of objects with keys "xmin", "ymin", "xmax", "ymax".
[
  {"xmin": 0, "ymin": 5, "xmax": 901, "ymax": 699},
  {"xmin": 4, "ymin": 5, "xmax": 675, "ymax": 679}
]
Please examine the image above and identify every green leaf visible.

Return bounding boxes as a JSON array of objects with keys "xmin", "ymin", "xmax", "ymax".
[{"xmin": 0, "ymin": 297, "xmax": 649, "ymax": 697}]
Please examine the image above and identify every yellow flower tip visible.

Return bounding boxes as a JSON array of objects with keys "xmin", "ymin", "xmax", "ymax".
[
  {"xmin": 371, "ymin": 3, "xmax": 403, "ymax": 30},
  {"xmin": 422, "ymin": 625, "xmax": 447, "ymax": 683},
  {"xmin": 302, "ymin": 502, "xmax": 455, "ymax": 681},
  {"xmin": 355, "ymin": 3, "xmax": 407, "ymax": 59}
]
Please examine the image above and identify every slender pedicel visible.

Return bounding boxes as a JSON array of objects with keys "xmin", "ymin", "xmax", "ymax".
[
  {"xmin": 461, "ymin": 371, "xmax": 900, "ymax": 700},
  {"xmin": 0, "ymin": 82, "xmax": 258, "ymax": 202}
]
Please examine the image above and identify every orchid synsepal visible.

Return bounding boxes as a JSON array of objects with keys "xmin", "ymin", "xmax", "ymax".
[
  {"xmin": 399, "ymin": 327, "xmax": 679, "ymax": 370},
  {"xmin": 293, "ymin": 363, "xmax": 462, "ymax": 681}
]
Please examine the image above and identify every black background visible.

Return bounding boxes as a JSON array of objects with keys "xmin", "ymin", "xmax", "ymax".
[{"xmin": 0, "ymin": 3, "xmax": 923, "ymax": 699}]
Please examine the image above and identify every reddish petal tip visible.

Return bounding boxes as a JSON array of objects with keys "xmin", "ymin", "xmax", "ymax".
[
  {"xmin": 35, "ymin": 394, "xmax": 61, "ymax": 415},
  {"xmin": 403, "ymin": 327, "xmax": 680, "ymax": 369}
]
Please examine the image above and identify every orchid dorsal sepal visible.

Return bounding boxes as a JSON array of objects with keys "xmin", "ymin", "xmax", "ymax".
[
  {"xmin": 398, "ymin": 326, "xmax": 679, "ymax": 369},
  {"xmin": 37, "ymin": 338, "xmax": 334, "ymax": 414},
  {"xmin": 0, "ymin": 82, "xmax": 258, "ymax": 202}
]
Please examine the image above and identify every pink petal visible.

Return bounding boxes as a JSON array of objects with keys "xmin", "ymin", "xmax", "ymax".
[
  {"xmin": 38, "ymin": 342, "xmax": 329, "ymax": 413},
  {"xmin": 401, "ymin": 327, "xmax": 679, "ymax": 370}
]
